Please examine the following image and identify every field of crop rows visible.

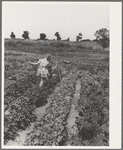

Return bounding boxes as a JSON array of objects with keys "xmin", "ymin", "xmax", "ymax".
[{"xmin": 4, "ymin": 40, "xmax": 109, "ymax": 146}]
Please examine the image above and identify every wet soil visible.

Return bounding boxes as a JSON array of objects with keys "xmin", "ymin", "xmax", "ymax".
[{"xmin": 65, "ymin": 78, "xmax": 81, "ymax": 146}]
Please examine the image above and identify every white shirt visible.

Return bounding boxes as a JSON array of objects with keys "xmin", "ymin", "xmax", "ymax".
[
  {"xmin": 40, "ymin": 67, "xmax": 49, "ymax": 77},
  {"xmin": 38, "ymin": 58, "xmax": 49, "ymax": 68}
]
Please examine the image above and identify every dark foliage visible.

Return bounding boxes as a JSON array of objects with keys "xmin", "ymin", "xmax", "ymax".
[
  {"xmin": 10, "ymin": 32, "xmax": 16, "ymax": 39},
  {"xmin": 98, "ymin": 38, "xmax": 109, "ymax": 48},
  {"xmin": 55, "ymin": 32, "xmax": 61, "ymax": 40},
  {"xmin": 81, "ymin": 39, "xmax": 91, "ymax": 42},
  {"xmin": 76, "ymin": 33, "xmax": 82, "ymax": 41},
  {"xmin": 40, "ymin": 33, "xmax": 46, "ymax": 40},
  {"xmin": 77, "ymin": 70, "xmax": 109, "ymax": 146},
  {"xmin": 94, "ymin": 28, "xmax": 109, "ymax": 48},
  {"xmin": 22, "ymin": 31, "xmax": 30, "ymax": 39}
]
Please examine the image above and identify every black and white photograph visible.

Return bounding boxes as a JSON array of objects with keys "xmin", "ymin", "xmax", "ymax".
[{"xmin": 2, "ymin": 1, "xmax": 121, "ymax": 149}]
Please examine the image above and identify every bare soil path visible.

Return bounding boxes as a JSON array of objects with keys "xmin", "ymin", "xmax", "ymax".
[{"xmin": 65, "ymin": 78, "xmax": 82, "ymax": 146}]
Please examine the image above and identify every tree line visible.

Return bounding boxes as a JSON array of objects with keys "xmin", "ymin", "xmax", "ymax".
[
  {"xmin": 10, "ymin": 28, "xmax": 109, "ymax": 48},
  {"xmin": 10, "ymin": 31, "xmax": 73, "ymax": 41}
]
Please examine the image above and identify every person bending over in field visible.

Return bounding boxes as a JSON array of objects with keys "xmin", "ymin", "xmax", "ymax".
[{"xmin": 29, "ymin": 54, "xmax": 53, "ymax": 87}]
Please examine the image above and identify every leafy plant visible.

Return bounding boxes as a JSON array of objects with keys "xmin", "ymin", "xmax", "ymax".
[{"xmin": 77, "ymin": 71, "xmax": 109, "ymax": 146}]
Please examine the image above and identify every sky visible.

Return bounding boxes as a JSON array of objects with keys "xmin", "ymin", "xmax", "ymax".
[{"xmin": 2, "ymin": 2, "xmax": 110, "ymax": 41}]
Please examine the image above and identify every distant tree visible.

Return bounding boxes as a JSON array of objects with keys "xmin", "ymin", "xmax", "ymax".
[
  {"xmin": 10, "ymin": 32, "xmax": 15, "ymax": 39},
  {"xmin": 94, "ymin": 28, "xmax": 109, "ymax": 48},
  {"xmin": 94, "ymin": 28, "xmax": 109, "ymax": 40},
  {"xmin": 22, "ymin": 31, "xmax": 30, "ymax": 39},
  {"xmin": 40, "ymin": 33, "xmax": 46, "ymax": 40},
  {"xmin": 55, "ymin": 32, "xmax": 61, "ymax": 40},
  {"xmin": 76, "ymin": 33, "xmax": 82, "ymax": 41}
]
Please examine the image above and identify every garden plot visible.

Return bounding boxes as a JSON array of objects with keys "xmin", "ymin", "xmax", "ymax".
[
  {"xmin": 24, "ymin": 73, "xmax": 77, "ymax": 146},
  {"xmin": 4, "ymin": 41, "xmax": 109, "ymax": 146},
  {"xmin": 5, "ymin": 69, "xmax": 109, "ymax": 146},
  {"xmin": 4, "ymin": 72, "xmax": 55, "ymax": 144},
  {"xmin": 6, "ymin": 81, "xmax": 62, "ymax": 146},
  {"xmin": 77, "ymin": 71, "xmax": 109, "ymax": 146}
]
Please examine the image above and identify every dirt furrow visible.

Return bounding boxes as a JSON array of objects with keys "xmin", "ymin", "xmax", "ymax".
[
  {"xmin": 65, "ymin": 78, "xmax": 82, "ymax": 146},
  {"xmin": 4, "ymin": 71, "xmax": 58, "ymax": 145},
  {"xmin": 6, "ymin": 83, "xmax": 61, "ymax": 146},
  {"xmin": 23, "ymin": 73, "xmax": 77, "ymax": 146}
]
